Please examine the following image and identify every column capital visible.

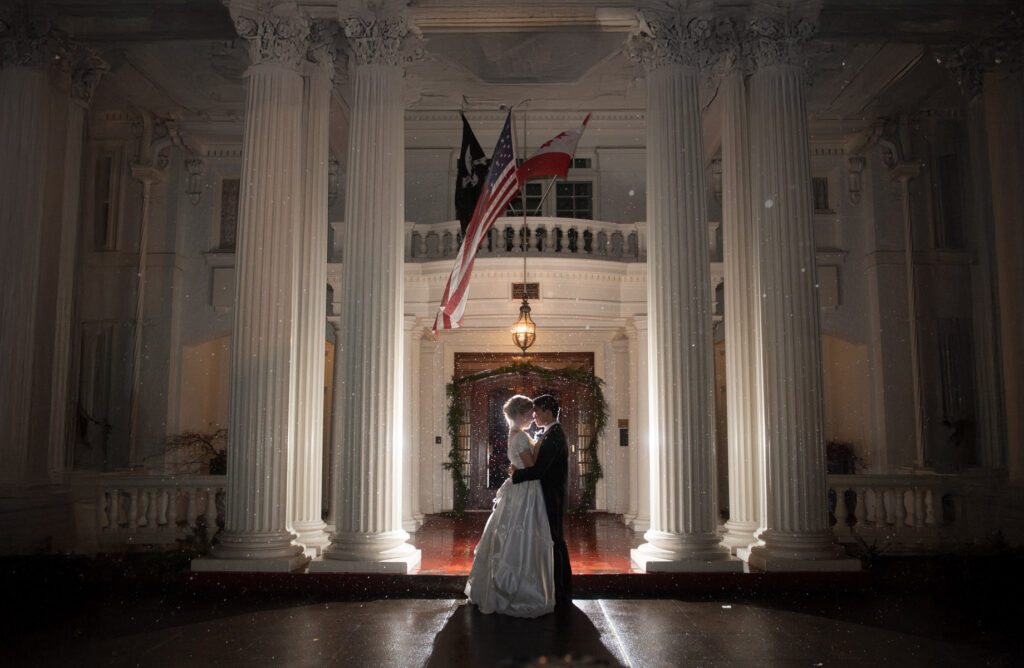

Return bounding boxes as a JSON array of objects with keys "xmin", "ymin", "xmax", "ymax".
[
  {"xmin": 306, "ymin": 18, "xmax": 342, "ymax": 80},
  {"xmin": 745, "ymin": 15, "xmax": 817, "ymax": 70},
  {"xmin": 0, "ymin": 3, "xmax": 68, "ymax": 69},
  {"xmin": 230, "ymin": 5, "xmax": 311, "ymax": 71},
  {"xmin": 935, "ymin": 22, "xmax": 1024, "ymax": 101},
  {"xmin": 626, "ymin": 10, "xmax": 720, "ymax": 71},
  {"xmin": 340, "ymin": 10, "xmax": 422, "ymax": 68}
]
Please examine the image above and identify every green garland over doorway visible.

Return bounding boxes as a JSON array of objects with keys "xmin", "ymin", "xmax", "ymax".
[{"xmin": 445, "ymin": 361, "xmax": 608, "ymax": 516}]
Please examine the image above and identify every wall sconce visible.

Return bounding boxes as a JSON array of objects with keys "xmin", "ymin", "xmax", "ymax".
[
  {"xmin": 710, "ymin": 155, "xmax": 722, "ymax": 205},
  {"xmin": 328, "ymin": 157, "xmax": 340, "ymax": 204},
  {"xmin": 185, "ymin": 158, "xmax": 203, "ymax": 205},
  {"xmin": 847, "ymin": 156, "xmax": 865, "ymax": 205}
]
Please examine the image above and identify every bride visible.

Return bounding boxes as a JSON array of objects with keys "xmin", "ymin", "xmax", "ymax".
[{"xmin": 464, "ymin": 394, "xmax": 555, "ymax": 617}]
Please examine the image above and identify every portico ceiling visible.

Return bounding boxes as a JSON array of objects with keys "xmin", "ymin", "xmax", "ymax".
[{"xmin": 41, "ymin": 0, "xmax": 1016, "ymax": 152}]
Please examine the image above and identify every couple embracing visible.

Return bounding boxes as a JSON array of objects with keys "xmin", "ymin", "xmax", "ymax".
[{"xmin": 464, "ymin": 394, "xmax": 573, "ymax": 617}]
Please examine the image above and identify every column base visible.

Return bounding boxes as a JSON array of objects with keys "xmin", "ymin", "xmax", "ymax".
[
  {"xmin": 746, "ymin": 530, "xmax": 861, "ymax": 572},
  {"xmin": 626, "ymin": 516, "xmax": 650, "ymax": 532},
  {"xmin": 631, "ymin": 531, "xmax": 743, "ymax": 572},
  {"xmin": 313, "ymin": 529, "xmax": 421, "ymax": 573},
  {"xmin": 191, "ymin": 554, "xmax": 310, "ymax": 573},
  {"xmin": 308, "ymin": 551, "xmax": 421, "ymax": 574},
  {"xmin": 294, "ymin": 525, "xmax": 331, "ymax": 557},
  {"xmin": 721, "ymin": 520, "xmax": 760, "ymax": 555},
  {"xmin": 631, "ymin": 548, "xmax": 745, "ymax": 573}
]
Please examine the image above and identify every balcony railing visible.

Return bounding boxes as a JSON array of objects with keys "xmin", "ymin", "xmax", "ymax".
[{"xmin": 406, "ymin": 217, "xmax": 648, "ymax": 263}]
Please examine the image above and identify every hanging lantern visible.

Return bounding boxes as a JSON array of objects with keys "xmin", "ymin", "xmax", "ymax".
[{"xmin": 511, "ymin": 297, "xmax": 536, "ymax": 354}]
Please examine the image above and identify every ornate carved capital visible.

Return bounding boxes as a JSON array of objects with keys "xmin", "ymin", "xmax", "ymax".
[
  {"xmin": 746, "ymin": 15, "xmax": 817, "ymax": 70},
  {"xmin": 341, "ymin": 14, "xmax": 420, "ymax": 67},
  {"xmin": 306, "ymin": 19, "xmax": 340, "ymax": 77},
  {"xmin": 0, "ymin": 2, "xmax": 68, "ymax": 69},
  {"xmin": 626, "ymin": 10, "xmax": 719, "ymax": 71},
  {"xmin": 232, "ymin": 10, "xmax": 311, "ymax": 70},
  {"xmin": 936, "ymin": 15, "xmax": 1023, "ymax": 100}
]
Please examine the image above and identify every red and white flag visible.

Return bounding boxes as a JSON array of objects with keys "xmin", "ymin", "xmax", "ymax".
[
  {"xmin": 434, "ymin": 112, "xmax": 520, "ymax": 334},
  {"xmin": 516, "ymin": 113, "xmax": 591, "ymax": 182}
]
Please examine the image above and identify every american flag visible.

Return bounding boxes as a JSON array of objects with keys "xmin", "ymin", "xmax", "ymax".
[{"xmin": 434, "ymin": 112, "xmax": 520, "ymax": 333}]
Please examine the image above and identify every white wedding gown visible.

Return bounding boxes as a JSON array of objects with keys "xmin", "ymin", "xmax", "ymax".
[{"xmin": 464, "ymin": 430, "xmax": 555, "ymax": 618}]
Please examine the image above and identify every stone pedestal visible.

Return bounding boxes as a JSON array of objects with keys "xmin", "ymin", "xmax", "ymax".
[
  {"xmin": 719, "ymin": 70, "xmax": 765, "ymax": 555},
  {"xmin": 627, "ymin": 15, "xmax": 738, "ymax": 572},
  {"xmin": 196, "ymin": 8, "xmax": 311, "ymax": 573},
  {"xmin": 313, "ymin": 12, "xmax": 420, "ymax": 574},
  {"xmin": 744, "ymin": 21, "xmax": 856, "ymax": 572}
]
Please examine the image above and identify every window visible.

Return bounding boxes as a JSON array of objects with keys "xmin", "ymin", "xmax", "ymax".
[
  {"xmin": 219, "ymin": 179, "xmax": 240, "ymax": 250},
  {"xmin": 505, "ymin": 182, "xmax": 542, "ymax": 216},
  {"xmin": 936, "ymin": 154, "xmax": 965, "ymax": 249},
  {"xmin": 812, "ymin": 177, "xmax": 831, "ymax": 213},
  {"xmin": 93, "ymin": 150, "xmax": 122, "ymax": 251},
  {"xmin": 555, "ymin": 181, "xmax": 592, "ymax": 219},
  {"xmin": 572, "ymin": 157, "xmax": 592, "ymax": 169}
]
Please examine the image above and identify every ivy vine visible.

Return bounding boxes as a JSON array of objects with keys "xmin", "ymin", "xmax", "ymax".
[{"xmin": 444, "ymin": 362, "xmax": 608, "ymax": 516}]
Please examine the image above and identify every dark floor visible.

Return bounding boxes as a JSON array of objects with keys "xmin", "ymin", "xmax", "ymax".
[{"xmin": 2, "ymin": 514, "xmax": 1022, "ymax": 666}]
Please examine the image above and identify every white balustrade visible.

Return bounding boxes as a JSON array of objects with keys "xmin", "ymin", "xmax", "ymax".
[
  {"xmin": 77, "ymin": 474, "xmax": 226, "ymax": 548},
  {"xmin": 826, "ymin": 474, "xmax": 978, "ymax": 553}
]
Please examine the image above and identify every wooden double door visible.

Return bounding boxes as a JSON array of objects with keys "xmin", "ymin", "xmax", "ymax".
[{"xmin": 461, "ymin": 371, "xmax": 594, "ymax": 511}]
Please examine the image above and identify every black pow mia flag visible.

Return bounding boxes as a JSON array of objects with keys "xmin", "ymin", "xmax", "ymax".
[{"xmin": 455, "ymin": 112, "xmax": 490, "ymax": 236}]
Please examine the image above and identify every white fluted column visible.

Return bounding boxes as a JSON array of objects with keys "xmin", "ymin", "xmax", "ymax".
[
  {"xmin": 196, "ymin": 7, "xmax": 310, "ymax": 572},
  {"xmin": 744, "ymin": 17, "xmax": 857, "ymax": 571},
  {"xmin": 313, "ymin": 11, "xmax": 420, "ymax": 572},
  {"xmin": 0, "ymin": 56, "xmax": 51, "ymax": 484},
  {"xmin": 402, "ymin": 316, "xmax": 423, "ymax": 532},
  {"xmin": 981, "ymin": 66, "xmax": 1024, "ymax": 482},
  {"xmin": 624, "ymin": 317, "xmax": 649, "ymax": 531},
  {"xmin": 325, "ymin": 321, "xmax": 343, "ymax": 533},
  {"xmin": 719, "ymin": 68, "xmax": 765, "ymax": 555},
  {"xmin": 290, "ymin": 36, "xmax": 334, "ymax": 556},
  {"xmin": 48, "ymin": 50, "xmax": 107, "ymax": 481},
  {"xmin": 627, "ymin": 15, "xmax": 738, "ymax": 572}
]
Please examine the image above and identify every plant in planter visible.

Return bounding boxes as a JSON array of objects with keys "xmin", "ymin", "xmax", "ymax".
[{"xmin": 164, "ymin": 428, "xmax": 227, "ymax": 474}]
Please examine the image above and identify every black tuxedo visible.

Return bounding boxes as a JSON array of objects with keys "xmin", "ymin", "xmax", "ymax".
[{"xmin": 512, "ymin": 421, "xmax": 572, "ymax": 605}]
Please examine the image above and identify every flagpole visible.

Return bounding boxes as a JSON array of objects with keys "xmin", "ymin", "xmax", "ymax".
[{"xmin": 530, "ymin": 176, "xmax": 559, "ymax": 216}]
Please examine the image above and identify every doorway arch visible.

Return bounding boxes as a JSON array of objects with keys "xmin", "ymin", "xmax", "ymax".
[{"xmin": 449, "ymin": 353, "xmax": 605, "ymax": 513}]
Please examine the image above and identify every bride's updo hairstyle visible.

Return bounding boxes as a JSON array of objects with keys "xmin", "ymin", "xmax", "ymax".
[{"xmin": 502, "ymin": 394, "xmax": 534, "ymax": 428}]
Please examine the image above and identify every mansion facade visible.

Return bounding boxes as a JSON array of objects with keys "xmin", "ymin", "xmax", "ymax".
[{"xmin": 1, "ymin": 0, "xmax": 1022, "ymax": 572}]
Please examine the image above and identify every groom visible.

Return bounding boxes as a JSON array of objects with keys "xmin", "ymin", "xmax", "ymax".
[{"xmin": 510, "ymin": 394, "xmax": 572, "ymax": 607}]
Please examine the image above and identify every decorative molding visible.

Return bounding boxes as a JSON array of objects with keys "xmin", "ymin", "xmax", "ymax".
[
  {"xmin": 232, "ymin": 10, "xmax": 311, "ymax": 70},
  {"xmin": 68, "ymin": 45, "xmax": 109, "ymax": 107}
]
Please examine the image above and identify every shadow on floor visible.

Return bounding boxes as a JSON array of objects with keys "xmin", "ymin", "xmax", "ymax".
[{"xmin": 425, "ymin": 602, "xmax": 623, "ymax": 667}]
